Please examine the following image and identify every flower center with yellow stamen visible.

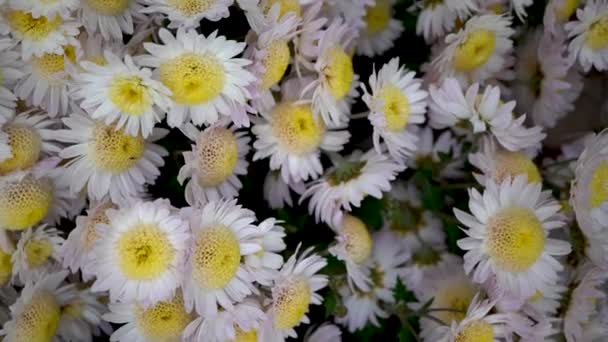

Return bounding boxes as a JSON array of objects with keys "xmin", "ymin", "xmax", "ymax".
[
  {"xmin": 586, "ymin": 17, "xmax": 608, "ymax": 50},
  {"xmin": 159, "ymin": 53, "xmax": 225, "ymax": 105},
  {"xmin": 0, "ymin": 124, "xmax": 42, "ymax": 175},
  {"xmin": 365, "ymin": 0, "xmax": 391, "ymax": 34},
  {"xmin": 271, "ymin": 102, "xmax": 325, "ymax": 155},
  {"xmin": 7, "ymin": 11, "xmax": 61, "ymax": 41},
  {"xmin": 589, "ymin": 160, "xmax": 608, "ymax": 208},
  {"xmin": 90, "ymin": 123, "xmax": 145, "ymax": 173},
  {"xmin": 432, "ymin": 279, "xmax": 476, "ymax": 323},
  {"xmin": 260, "ymin": 0, "xmax": 301, "ymax": 17},
  {"xmin": 82, "ymin": 202, "xmax": 114, "ymax": 250},
  {"xmin": 24, "ymin": 238, "xmax": 54, "ymax": 267},
  {"xmin": 135, "ymin": 292, "xmax": 193, "ymax": 341},
  {"xmin": 324, "ymin": 46, "xmax": 354, "ymax": 100},
  {"xmin": 0, "ymin": 175, "xmax": 53, "ymax": 231},
  {"xmin": 455, "ymin": 320, "xmax": 494, "ymax": 342},
  {"xmin": 117, "ymin": 224, "xmax": 175, "ymax": 280},
  {"xmin": 195, "ymin": 128, "xmax": 238, "ymax": 187},
  {"xmin": 378, "ymin": 84, "xmax": 410, "ymax": 132},
  {"xmin": 453, "ymin": 30, "xmax": 496, "ymax": 72},
  {"xmin": 493, "ymin": 150, "xmax": 541, "ymax": 184},
  {"xmin": 108, "ymin": 76, "xmax": 152, "ymax": 116},
  {"xmin": 260, "ymin": 40, "xmax": 291, "ymax": 90},
  {"xmin": 32, "ymin": 46, "xmax": 77, "ymax": 82},
  {"xmin": 191, "ymin": 225, "xmax": 241, "ymax": 289},
  {"xmin": 84, "ymin": 0, "xmax": 130, "ymax": 16},
  {"xmin": 555, "ymin": 0, "xmax": 579, "ymax": 21},
  {"xmin": 340, "ymin": 215, "xmax": 372, "ymax": 264},
  {"xmin": 167, "ymin": 0, "xmax": 214, "ymax": 17},
  {"xmin": 0, "ymin": 248, "xmax": 12, "ymax": 286},
  {"xmin": 234, "ymin": 328, "xmax": 258, "ymax": 342},
  {"xmin": 14, "ymin": 291, "xmax": 61, "ymax": 342},
  {"xmin": 486, "ymin": 207, "xmax": 545, "ymax": 272},
  {"xmin": 326, "ymin": 161, "xmax": 366, "ymax": 186},
  {"xmin": 273, "ymin": 277, "xmax": 311, "ymax": 329}
]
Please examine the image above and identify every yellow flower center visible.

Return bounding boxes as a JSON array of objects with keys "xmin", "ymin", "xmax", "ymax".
[
  {"xmin": 365, "ymin": 0, "xmax": 391, "ymax": 34},
  {"xmin": 260, "ymin": 0, "xmax": 301, "ymax": 17},
  {"xmin": 273, "ymin": 277, "xmax": 311, "ymax": 329},
  {"xmin": 24, "ymin": 238, "xmax": 54, "ymax": 268},
  {"xmin": 167, "ymin": 0, "xmax": 215, "ymax": 16},
  {"xmin": 14, "ymin": 291, "xmax": 61, "ymax": 342},
  {"xmin": 453, "ymin": 30, "xmax": 496, "ymax": 72},
  {"xmin": 378, "ymin": 84, "xmax": 410, "ymax": 132},
  {"xmin": 493, "ymin": 150, "xmax": 541, "ymax": 184},
  {"xmin": 487, "ymin": 207, "xmax": 545, "ymax": 272},
  {"xmin": 82, "ymin": 202, "xmax": 114, "ymax": 251},
  {"xmin": 432, "ymin": 280, "xmax": 476, "ymax": 323},
  {"xmin": 7, "ymin": 11, "xmax": 61, "ymax": 41},
  {"xmin": 340, "ymin": 215, "xmax": 372, "ymax": 264},
  {"xmin": 90, "ymin": 123, "xmax": 145, "ymax": 173},
  {"xmin": 0, "ymin": 248, "xmax": 12, "ymax": 286},
  {"xmin": 32, "ymin": 46, "xmax": 77, "ymax": 81},
  {"xmin": 108, "ymin": 76, "xmax": 152, "ymax": 116},
  {"xmin": 84, "ymin": 0, "xmax": 130, "ymax": 16},
  {"xmin": 555, "ymin": 0, "xmax": 579, "ymax": 21},
  {"xmin": 586, "ymin": 17, "xmax": 608, "ymax": 50},
  {"xmin": 234, "ymin": 328, "xmax": 257, "ymax": 342},
  {"xmin": 117, "ymin": 224, "xmax": 175, "ymax": 280},
  {"xmin": 0, "ymin": 124, "xmax": 42, "ymax": 175},
  {"xmin": 260, "ymin": 40, "xmax": 291, "ymax": 90},
  {"xmin": 191, "ymin": 225, "xmax": 241, "ymax": 289},
  {"xmin": 159, "ymin": 53, "xmax": 225, "ymax": 105},
  {"xmin": 271, "ymin": 102, "xmax": 325, "ymax": 155},
  {"xmin": 589, "ymin": 160, "xmax": 608, "ymax": 208},
  {"xmin": 0, "ymin": 175, "xmax": 52, "ymax": 231},
  {"xmin": 135, "ymin": 292, "xmax": 192, "ymax": 341},
  {"xmin": 195, "ymin": 128, "xmax": 238, "ymax": 187},
  {"xmin": 324, "ymin": 46, "xmax": 354, "ymax": 100},
  {"xmin": 455, "ymin": 320, "xmax": 494, "ymax": 342}
]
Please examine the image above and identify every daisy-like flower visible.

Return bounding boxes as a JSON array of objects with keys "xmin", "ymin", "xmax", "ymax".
[
  {"xmin": 141, "ymin": 0, "xmax": 234, "ymax": 29},
  {"xmin": 244, "ymin": 217, "xmax": 286, "ymax": 286},
  {"xmin": 544, "ymin": 0, "xmax": 582, "ymax": 35},
  {"xmin": 8, "ymin": 0, "xmax": 80, "ymax": 19},
  {"xmin": 565, "ymin": 0, "xmax": 608, "ymax": 72},
  {"xmin": 455, "ymin": 176, "xmax": 572, "ymax": 298},
  {"xmin": 322, "ymin": 0, "xmax": 372, "ymax": 31},
  {"xmin": 137, "ymin": 28, "xmax": 255, "ymax": 127},
  {"xmin": 409, "ymin": 126, "xmax": 464, "ymax": 178},
  {"xmin": 512, "ymin": 29, "xmax": 583, "ymax": 128},
  {"xmin": 73, "ymin": 51, "xmax": 171, "ymax": 138},
  {"xmin": 429, "ymin": 78, "xmax": 546, "ymax": 151},
  {"xmin": 77, "ymin": 0, "xmax": 146, "ymax": 41},
  {"xmin": 184, "ymin": 297, "xmax": 265, "ymax": 342},
  {"xmin": 178, "ymin": 123, "xmax": 250, "ymax": 205},
  {"xmin": 104, "ymin": 291, "xmax": 194, "ymax": 342},
  {"xmin": 329, "ymin": 213, "xmax": 373, "ymax": 291},
  {"xmin": 433, "ymin": 14, "xmax": 515, "ymax": 86},
  {"xmin": 0, "ymin": 38, "xmax": 22, "ymax": 122},
  {"xmin": 413, "ymin": 0, "xmax": 458, "ymax": 43},
  {"xmin": 469, "ymin": 137, "xmax": 541, "ymax": 186},
  {"xmin": 57, "ymin": 287, "xmax": 113, "ymax": 342},
  {"xmin": 181, "ymin": 199, "xmax": 262, "ymax": 317},
  {"xmin": 0, "ymin": 271, "xmax": 76, "ymax": 342},
  {"xmin": 301, "ymin": 149, "xmax": 405, "ymax": 223},
  {"xmin": 305, "ymin": 324, "xmax": 342, "ymax": 342},
  {"xmin": 260, "ymin": 245, "xmax": 328, "ymax": 341},
  {"xmin": 55, "ymin": 113, "xmax": 168, "ymax": 203},
  {"xmin": 91, "ymin": 199, "xmax": 190, "ymax": 305},
  {"xmin": 11, "ymin": 224, "xmax": 64, "ymax": 284},
  {"xmin": 4, "ymin": 10, "xmax": 80, "ymax": 59},
  {"xmin": 263, "ymin": 170, "xmax": 306, "ymax": 209},
  {"xmin": 356, "ymin": 0, "xmax": 403, "ymax": 57},
  {"xmin": 362, "ymin": 57, "xmax": 427, "ymax": 162}
]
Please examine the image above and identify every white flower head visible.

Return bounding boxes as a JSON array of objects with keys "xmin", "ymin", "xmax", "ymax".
[
  {"xmin": 141, "ymin": 0, "xmax": 234, "ymax": 29},
  {"xmin": 244, "ymin": 217, "xmax": 286, "ymax": 286},
  {"xmin": 544, "ymin": 0, "xmax": 582, "ymax": 35},
  {"xmin": 8, "ymin": 0, "xmax": 80, "ymax": 19},
  {"xmin": 57, "ymin": 287, "xmax": 113, "ymax": 342},
  {"xmin": 77, "ymin": 0, "xmax": 147, "ymax": 41},
  {"xmin": 565, "ymin": 0, "xmax": 608, "ymax": 72},
  {"xmin": 11, "ymin": 224, "xmax": 64, "ymax": 284},
  {"xmin": 357, "ymin": 0, "xmax": 403, "ymax": 57}
]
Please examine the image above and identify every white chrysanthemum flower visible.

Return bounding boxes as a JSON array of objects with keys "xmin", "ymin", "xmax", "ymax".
[
  {"xmin": 181, "ymin": 199, "xmax": 262, "ymax": 317},
  {"xmin": 409, "ymin": 126, "xmax": 464, "ymax": 178},
  {"xmin": 544, "ymin": 0, "xmax": 581, "ymax": 35},
  {"xmin": 138, "ymin": 28, "xmax": 255, "ymax": 127},
  {"xmin": 305, "ymin": 323, "xmax": 342, "ymax": 342},
  {"xmin": 91, "ymin": 199, "xmax": 190, "ymax": 305},
  {"xmin": 329, "ymin": 214, "xmax": 373, "ymax": 291},
  {"xmin": 356, "ymin": 0, "xmax": 403, "ymax": 57},
  {"xmin": 73, "ymin": 51, "xmax": 171, "ymax": 138},
  {"xmin": 244, "ymin": 217, "xmax": 286, "ymax": 286},
  {"xmin": 142, "ymin": 0, "xmax": 234, "ymax": 29},
  {"xmin": 0, "ymin": 110, "xmax": 62, "ymax": 175},
  {"xmin": 469, "ymin": 137, "xmax": 541, "ymax": 186},
  {"xmin": 456, "ymin": 176, "xmax": 571, "ymax": 298},
  {"xmin": 565, "ymin": 0, "xmax": 608, "ymax": 72},
  {"xmin": 55, "ymin": 113, "xmax": 168, "ymax": 203},
  {"xmin": 104, "ymin": 291, "xmax": 194, "ymax": 342},
  {"xmin": 259, "ymin": 245, "xmax": 328, "ymax": 341},
  {"xmin": 11, "ymin": 224, "xmax": 63, "ymax": 284},
  {"xmin": 15, "ymin": 44, "xmax": 82, "ymax": 117},
  {"xmin": 0, "ymin": 38, "xmax": 22, "ymax": 122},
  {"xmin": 4, "ymin": 10, "xmax": 80, "ymax": 59},
  {"xmin": 301, "ymin": 150, "xmax": 405, "ymax": 223},
  {"xmin": 512, "ymin": 29, "xmax": 583, "ymax": 128},
  {"xmin": 322, "ymin": 0, "xmax": 372, "ymax": 30},
  {"xmin": 429, "ymin": 78, "xmax": 546, "ymax": 151},
  {"xmin": 263, "ymin": 170, "xmax": 306, "ymax": 209},
  {"xmin": 433, "ymin": 14, "xmax": 515, "ymax": 86},
  {"xmin": 178, "ymin": 123, "xmax": 250, "ymax": 206},
  {"xmin": 302, "ymin": 19, "xmax": 358, "ymax": 127},
  {"xmin": 8, "ymin": 0, "xmax": 80, "ymax": 19},
  {"xmin": 0, "ymin": 271, "xmax": 77, "ymax": 342},
  {"xmin": 57, "ymin": 287, "xmax": 113, "ymax": 342},
  {"xmin": 184, "ymin": 297, "xmax": 265, "ymax": 342},
  {"xmin": 77, "ymin": 0, "xmax": 146, "ymax": 41},
  {"xmin": 414, "ymin": 0, "xmax": 457, "ymax": 43},
  {"xmin": 362, "ymin": 57, "xmax": 427, "ymax": 162}
]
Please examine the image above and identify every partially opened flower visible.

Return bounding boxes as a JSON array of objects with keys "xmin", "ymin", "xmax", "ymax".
[{"xmin": 565, "ymin": 0, "xmax": 608, "ymax": 72}]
